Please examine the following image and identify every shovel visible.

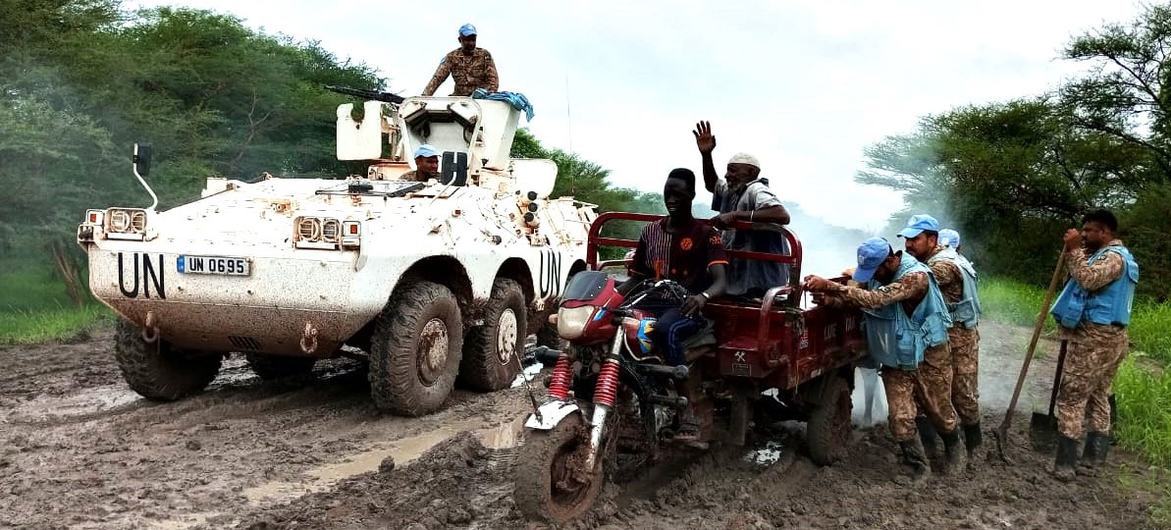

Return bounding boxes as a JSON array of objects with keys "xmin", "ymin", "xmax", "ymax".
[
  {"xmin": 1028, "ymin": 339, "xmax": 1067, "ymax": 452},
  {"xmin": 993, "ymin": 251, "xmax": 1066, "ymax": 462}
]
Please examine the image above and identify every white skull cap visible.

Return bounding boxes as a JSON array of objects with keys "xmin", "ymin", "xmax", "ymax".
[{"xmin": 728, "ymin": 152, "xmax": 760, "ymax": 169}]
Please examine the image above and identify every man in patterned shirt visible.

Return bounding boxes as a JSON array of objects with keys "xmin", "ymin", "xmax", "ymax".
[
  {"xmin": 1049, "ymin": 209, "xmax": 1139, "ymax": 481},
  {"xmin": 804, "ymin": 236, "xmax": 963, "ymax": 481},
  {"xmin": 623, "ymin": 168, "xmax": 728, "ymax": 447},
  {"xmin": 422, "ymin": 24, "xmax": 499, "ymax": 97},
  {"xmin": 902, "ymin": 216, "xmax": 983, "ymax": 463},
  {"xmin": 692, "ymin": 121, "xmax": 792, "ymax": 297}
]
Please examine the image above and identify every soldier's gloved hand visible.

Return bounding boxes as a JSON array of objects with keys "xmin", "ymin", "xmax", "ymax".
[
  {"xmin": 681, "ymin": 294, "xmax": 708, "ymax": 316},
  {"xmin": 693, "ymin": 121, "xmax": 716, "ymax": 154}
]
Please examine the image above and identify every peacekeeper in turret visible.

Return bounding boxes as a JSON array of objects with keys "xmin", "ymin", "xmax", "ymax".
[
  {"xmin": 902, "ymin": 217, "xmax": 983, "ymax": 464},
  {"xmin": 804, "ymin": 237, "xmax": 962, "ymax": 483},
  {"xmin": 422, "ymin": 23, "xmax": 499, "ymax": 97},
  {"xmin": 400, "ymin": 144, "xmax": 440, "ymax": 182},
  {"xmin": 1049, "ymin": 209, "xmax": 1139, "ymax": 481}
]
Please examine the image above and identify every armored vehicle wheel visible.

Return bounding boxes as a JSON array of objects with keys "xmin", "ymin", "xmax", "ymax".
[
  {"xmin": 245, "ymin": 353, "xmax": 316, "ymax": 380},
  {"xmin": 514, "ymin": 414, "xmax": 605, "ymax": 524},
  {"xmin": 459, "ymin": 278, "xmax": 525, "ymax": 391},
  {"xmin": 806, "ymin": 374, "xmax": 852, "ymax": 465},
  {"xmin": 114, "ymin": 319, "xmax": 222, "ymax": 401},
  {"xmin": 368, "ymin": 280, "xmax": 463, "ymax": 416}
]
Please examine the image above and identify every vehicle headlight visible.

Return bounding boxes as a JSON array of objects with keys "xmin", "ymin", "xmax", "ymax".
[
  {"xmin": 294, "ymin": 216, "xmax": 356, "ymax": 250},
  {"xmin": 321, "ymin": 219, "xmax": 341, "ymax": 243},
  {"xmin": 109, "ymin": 210, "xmax": 131, "ymax": 232},
  {"xmin": 104, "ymin": 208, "xmax": 149, "ymax": 238},
  {"xmin": 556, "ymin": 305, "xmax": 596, "ymax": 340},
  {"xmin": 296, "ymin": 217, "xmax": 322, "ymax": 242}
]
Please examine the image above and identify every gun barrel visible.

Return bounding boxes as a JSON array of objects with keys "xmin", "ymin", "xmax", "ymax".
[{"xmin": 324, "ymin": 85, "xmax": 405, "ymax": 104}]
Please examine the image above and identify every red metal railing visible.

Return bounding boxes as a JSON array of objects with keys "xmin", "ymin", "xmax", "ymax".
[{"xmin": 585, "ymin": 211, "xmax": 804, "ymax": 289}]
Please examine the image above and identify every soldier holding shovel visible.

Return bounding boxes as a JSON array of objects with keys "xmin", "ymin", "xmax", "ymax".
[{"xmin": 1048, "ymin": 209, "xmax": 1139, "ymax": 481}]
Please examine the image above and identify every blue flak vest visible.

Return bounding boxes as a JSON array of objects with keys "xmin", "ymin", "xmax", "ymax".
[
  {"xmin": 927, "ymin": 247, "xmax": 982, "ymax": 329},
  {"xmin": 1050, "ymin": 244, "xmax": 1139, "ymax": 329},
  {"xmin": 860, "ymin": 257, "xmax": 953, "ymax": 370}
]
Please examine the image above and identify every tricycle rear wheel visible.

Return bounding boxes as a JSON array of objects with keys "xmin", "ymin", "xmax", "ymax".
[
  {"xmin": 806, "ymin": 374, "xmax": 852, "ymax": 465},
  {"xmin": 514, "ymin": 414, "xmax": 605, "ymax": 524}
]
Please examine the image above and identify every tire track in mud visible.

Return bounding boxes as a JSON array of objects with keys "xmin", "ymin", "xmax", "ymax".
[{"xmin": 0, "ymin": 330, "xmax": 532, "ymax": 530}]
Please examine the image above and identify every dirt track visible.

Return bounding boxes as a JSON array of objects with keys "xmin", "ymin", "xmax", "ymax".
[{"xmin": 0, "ymin": 321, "xmax": 1164, "ymax": 529}]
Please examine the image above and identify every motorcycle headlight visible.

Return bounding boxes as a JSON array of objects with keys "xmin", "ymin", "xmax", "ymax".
[{"xmin": 556, "ymin": 305, "xmax": 596, "ymax": 340}]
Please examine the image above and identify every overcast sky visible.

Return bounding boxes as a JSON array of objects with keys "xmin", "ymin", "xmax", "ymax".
[{"xmin": 132, "ymin": 0, "xmax": 1143, "ymax": 231}]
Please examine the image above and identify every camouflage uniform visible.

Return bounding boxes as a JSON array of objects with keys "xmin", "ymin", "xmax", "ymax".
[
  {"xmin": 926, "ymin": 245, "xmax": 981, "ymax": 426},
  {"xmin": 398, "ymin": 170, "xmax": 430, "ymax": 182},
  {"xmin": 822, "ymin": 270, "xmax": 959, "ymax": 442},
  {"xmin": 1055, "ymin": 241, "xmax": 1130, "ymax": 440},
  {"xmin": 422, "ymin": 48, "xmax": 499, "ymax": 97}
]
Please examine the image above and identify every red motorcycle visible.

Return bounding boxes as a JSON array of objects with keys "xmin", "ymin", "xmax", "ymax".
[{"xmin": 512, "ymin": 213, "xmax": 867, "ymax": 524}]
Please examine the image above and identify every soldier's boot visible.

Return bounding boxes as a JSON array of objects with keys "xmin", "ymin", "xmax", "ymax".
[
  {"xmin": 963, "ymin": 423, "xmax": 983, "ymax": 461},
  {"xmin": 1053, "ymin": 435, "xmax": 1079, "ymax": 482},
  {"xmin": 1078, "ymin": 431, "xmax": 1111, "ymax": 476},
  {"xmin": 915, "ymin": 416, "xmax": 939, "ymax": 458},
  {"xmin": 940, "ymin": 428, "xmax": 967, "ymax": 474},
  {"xmin": 898, "ymin": 438, "xmax": 931, "ymax": 485}
]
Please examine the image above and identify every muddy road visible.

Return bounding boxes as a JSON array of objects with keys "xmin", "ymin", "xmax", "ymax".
[{"xmin": 0, "ymin": 321, "xmax": 1164, "ymax": 529}]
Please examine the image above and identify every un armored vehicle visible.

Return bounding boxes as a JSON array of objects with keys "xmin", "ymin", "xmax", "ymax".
[{"xmin": 77, "ymin": 89, "xmax": 596, "ymax": 416}]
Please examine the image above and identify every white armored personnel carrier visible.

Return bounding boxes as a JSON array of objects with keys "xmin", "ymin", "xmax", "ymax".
[{"xmin": 77, "ymin": 90, "xmax": 596, "ymax": 416}]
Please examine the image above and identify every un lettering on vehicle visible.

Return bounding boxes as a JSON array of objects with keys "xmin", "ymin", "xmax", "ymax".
[
  {"xmin": 538, "ymin": 249, "xmax": 563, "ymax": 298},
  {"xmin": 116, "ymin": 252, "xmax": 166, "ymax": 299}
]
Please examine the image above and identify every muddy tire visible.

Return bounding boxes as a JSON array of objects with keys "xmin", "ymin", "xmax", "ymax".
[
  {"xmin": 458, "ymin": 278, "xmax": 525, "ymax": 391},
  {"xmin": 514, "ymin": 414, "xmax": 605, "ymax": 524},
  {"xmin": 368, "ymin": 280, "xmax": 463, "ymax": 416},
  {"xmin": 113, "ymin": 319, "xmax": 221, "ymax": 401},
  {"xmin": 806, "ymin": 374, "xmax": 852, "ymax": 465},
  {"xmin": 245, "ymin": 354, "xmax": 316, "ymax": 380}
]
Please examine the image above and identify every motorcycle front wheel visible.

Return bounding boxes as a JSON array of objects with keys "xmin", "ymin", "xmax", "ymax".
[{"xmin": 513, "ymin": 413, "xmax": 606, "ymax": 524}]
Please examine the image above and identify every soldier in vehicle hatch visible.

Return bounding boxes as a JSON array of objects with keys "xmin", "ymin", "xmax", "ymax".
[
  {"xmin": 422, "ymin": 23, "xmax": 499, "ymax": 97},
  {"xmin": 400, "ymin": 145, "xmax": 439, "ymax": 182}
]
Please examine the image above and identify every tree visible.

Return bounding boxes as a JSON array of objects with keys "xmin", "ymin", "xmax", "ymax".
[{"xmin": 1062, "ymin": 4, "xmax": 1171, "ymax": 182}]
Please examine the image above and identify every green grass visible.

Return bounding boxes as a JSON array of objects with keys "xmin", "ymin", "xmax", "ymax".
[
  {"xmin": 0, "ymin": 255, "xmax": 111, "ymax": 344},
  {"xmin": 1114, "ymin": 356, "xmax": 1171, "ymax": 467},
  {"xmin": 1131, "ymin": 300, "xmax": 1171, "ymax": 364},
  {"xmin": 980, "ymin": 277, "xmax": 1171, "ymax": 363},
  {"xmin": 0, "ymin": 305, "xmax": 110, "ymax": 344},
  {"xmin": 978, "ymin": 277, "xmax": 1058, "ymax": 333}
]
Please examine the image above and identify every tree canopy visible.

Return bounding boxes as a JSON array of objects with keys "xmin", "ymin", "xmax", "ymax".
[{"xmin": 860, "ymin": 4, "xmax": 1171, "ymax": 299}]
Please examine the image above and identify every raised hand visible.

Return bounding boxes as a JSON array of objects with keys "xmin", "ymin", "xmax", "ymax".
[{"xmin": 693, "ymin": 121, "xmax": 716, "ymax": 154}]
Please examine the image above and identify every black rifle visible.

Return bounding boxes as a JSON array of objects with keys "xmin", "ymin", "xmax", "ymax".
[{"xmin": 324, "ymin": 85, "xmax": 405, "ymax": 104}]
